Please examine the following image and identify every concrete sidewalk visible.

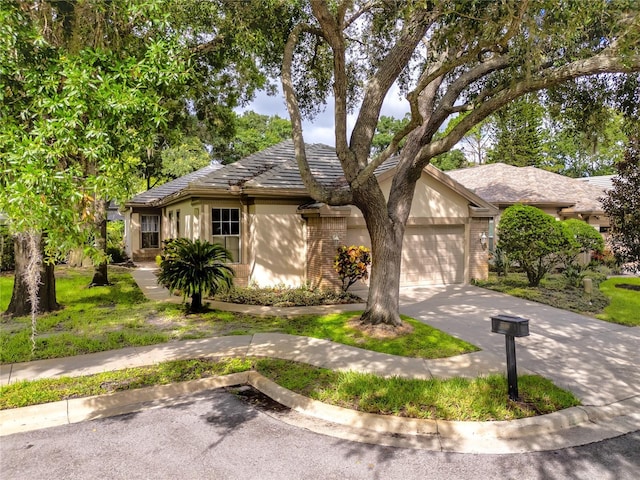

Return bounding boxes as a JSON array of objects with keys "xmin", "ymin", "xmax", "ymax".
[{"xmin": 1, "ymin": 265, "xmax": 638, "ymax": 454}]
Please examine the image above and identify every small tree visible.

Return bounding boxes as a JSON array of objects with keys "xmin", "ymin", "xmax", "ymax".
[
  {"xmin": 497, "ymin": 205, "xmax": 567, "ymax": 287},
  {"xmin": 601, "ymin": 136, "xmax": 640, "ymax": 273},
  {"xmin": 158, "ymin": 239, "xmax": 235, "ymax": 312},
  {"xmin": 333, "ymin": 245, "xmax": 371, "ymax": 292},
  {"xmin": 558, "ymin": 219, "xmax": 605, "ymax": 286}
]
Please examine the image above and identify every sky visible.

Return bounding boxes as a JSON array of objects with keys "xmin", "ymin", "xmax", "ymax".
[{"xmin": 236, "ymin": 84, "xmax": 411, "ymax": 146}]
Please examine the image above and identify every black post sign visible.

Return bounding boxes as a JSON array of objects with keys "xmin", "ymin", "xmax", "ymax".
[{"xmin": 491, "ymin": 315, "xmax": 530, "ymax": 401}]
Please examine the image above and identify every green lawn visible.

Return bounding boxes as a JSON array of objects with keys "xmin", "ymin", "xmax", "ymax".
[
  {"xmin": 596, "ymin": 277, "xmax": 640, "ymax": 326},
  {"xmin": 0, "ymin": 268, "xmax": 477, "ymax": 363},
  {"xmin": 0, "ymin": 268, "xmax": 581, "ymax": 421},
  {"xmin": 0, "ymin": 357, "xmax": 580, "ymax": 421}
]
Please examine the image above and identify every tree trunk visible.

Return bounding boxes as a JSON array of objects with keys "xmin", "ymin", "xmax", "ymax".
[
  {"xmin": 355, "ymin": 174, "xmax": 414, "ymax": 327},
  {"xmin": 190, "ymin": 292, "xmax": 202, "ymax": 312},
  {"xmin": 359, "ymin": 222, "xmax": 405, "ymax": 327},
  {"xmin": 6, "ymin": 234, "xmax": 59, "ymax": 317},
  {"xmin": 90, "ymin": 199, "xmax": 109, "ymax": 286}
]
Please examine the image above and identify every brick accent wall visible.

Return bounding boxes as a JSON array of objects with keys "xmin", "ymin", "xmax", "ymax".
[
  {"xmin": 231, "ymin": 264, "xmax": 250, "ymax": 287},
  {"xmin": 306, "ymin": 216, "xmax": 347, "ymax": 290},
  {"xmin": 469, "ymin": 217, "xmax": 490, "ymax": 281}
]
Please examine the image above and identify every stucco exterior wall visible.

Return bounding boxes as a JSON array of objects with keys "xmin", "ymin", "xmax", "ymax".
[
  {"xmin": 164, "ymin": 199, "xmax": 199, "ymax": 240},
  {"xmin": 248, "ymin": 202, "xmax": 307, "ymax": 287}
]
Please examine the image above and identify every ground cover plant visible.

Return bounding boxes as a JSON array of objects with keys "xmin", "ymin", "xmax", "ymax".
[
  {"xmin": 596, "ymin": 277, "xmax": 640, "ymax": 326},
  {"xmin": 0, "ymin": 357, "xmax": 580, "ymax": 421},
  {"xmin": 474, "ymin": 272, "xmax": 618, "ymax": 318},
  {"xmin": 1, "ymin": 268, "xmax": 476, "ymax": 363},
  {"xmin": 214, "ymin": 284, "xmax": 363, "ymax": 306}
]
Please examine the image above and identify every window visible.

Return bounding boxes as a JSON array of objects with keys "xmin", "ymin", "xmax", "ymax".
[
  {"xmin": 141, "ymin": 215, "xmax": 160, "ymax": 248},
  {"xmin": 212, "ymin": 208, "xmax": 240, "ymax": 262},
  {"xmin": 168, "ymin": 211, "xmax": 174, "ymax": 238},
  {"xmin": 176, "ymin": 210, "xmax": 180, "ymax": 237}
]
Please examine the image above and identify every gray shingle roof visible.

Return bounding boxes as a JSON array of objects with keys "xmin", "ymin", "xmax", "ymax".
[
  {"xmin": 126, "ymin": 141, "xmax": 364, "ymax": 206},
  {"xmin": 446, "ymin": 163, "xmax": 606, "ymax": 213},
  {"xmin": 126, "ymin": 140, "xmax": 482, "ymax": 209},
  {"xmin": 190, "ymin": 140, "xmax": 351, "ymax": 192},
  {"xmin": 127, "ymin": 163, "xmax": 222, "ymax": 205}
]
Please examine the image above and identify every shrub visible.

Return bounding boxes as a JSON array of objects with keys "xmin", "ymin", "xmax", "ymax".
[
  {"xmin": 333, "ymin": 245, "xmax": 371, "ymax": 292},
  {"xmin": 556, "ymin": 219, "xmax": 604, "ymax": 286},
  {"xmin": 489, "ymin": 246, "xmax": 509, "ymax": 276},
  {"xmin": 497, "ymin": 205, "xmax": 567, "ymax": 287},
  {"xmin": 158, "ymin": 238, "xmax": 234, "ymax": 311},
  {"xmin": 215, "ymin": 285, "xmax": 362, "ymax": 306}
]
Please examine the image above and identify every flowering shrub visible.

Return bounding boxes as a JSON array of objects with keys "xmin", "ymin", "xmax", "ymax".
[{"xmin": 333, "ymin": 245, "xmax": 371, "ymax": 292}]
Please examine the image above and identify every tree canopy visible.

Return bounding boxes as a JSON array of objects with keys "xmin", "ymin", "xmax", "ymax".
[
  {"xmin": 601, "ymin": 135, "xmax": 640, "ymax": 272},
  {"xmin": 279, "ymin": 0, "xmax": 640, "ymax": 326}
]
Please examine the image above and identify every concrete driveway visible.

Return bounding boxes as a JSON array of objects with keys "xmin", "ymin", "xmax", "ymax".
[{"xmin": 393, "ymin": 284, "xmax": 639, "ymax": 407}]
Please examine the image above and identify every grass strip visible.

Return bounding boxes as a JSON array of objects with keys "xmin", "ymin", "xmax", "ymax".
[
  {"xmin": 596, "ymin": 277, "xmax": 640, "ymax": 326},
  {"xmin": 0, "ymin": 357, "xmax": 580, "ymax": 421}
]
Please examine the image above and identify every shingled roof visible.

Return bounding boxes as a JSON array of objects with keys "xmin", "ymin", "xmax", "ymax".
[
  {"xmin": 127, "ymin": 163, "xmax": 223, "ymax": 206},
  {"xmin": 126, "ymin": 140, "xmax": 498, "ymax": 212},
  {"xmin": 446, "ymin": 163, "xmax": 606, "ymax": 214}
]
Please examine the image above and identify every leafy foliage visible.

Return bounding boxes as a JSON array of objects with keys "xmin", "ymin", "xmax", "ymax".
[
  {"xmin": 557, "ymin": 219, "xmax": 604, "ymax": 286},
  {"xmin": 160, "ymin": 137, "xmax": 212, "ymax": 180},
  {"xmin": 333, "ymin": 245, "xmax": 371, "ymax": 292},
  {"xmin": 224, "ymin": 111, "xmax": 292, "ymax": 164},
  {"xmin": 497, "ymin": 205, "xmax": 567, "ymax": 287},
  {"xmin": 158, "ymin": 239, "xmax": 235, "ymax": 311},
  {"xmin": 487, "ymin": 94, "xmax": 546, "ymax": 167},
  {"xmin": 0, "ymin": 0, "xmax": 189, "ymax": 259},
  {"xmin": 601, "ymin": 136, "xmax": 640, "ymax": 272}
]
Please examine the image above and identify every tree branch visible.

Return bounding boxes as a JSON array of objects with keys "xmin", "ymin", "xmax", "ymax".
[
  {"xmin": 414, "ymin": 52, "xmax": 640, "ymax": 168},
  {"xmin": 350, "ymin": 8, "xmax": 435, "ymax": 165},
  {"xmin": 281, "ymin": 22, "xmax": 352, "ymax": 205}
]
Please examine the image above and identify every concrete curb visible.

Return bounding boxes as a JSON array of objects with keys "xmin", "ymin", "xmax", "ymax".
[{"xmin": 2, "ymin": 371, "xmax": 638, "ymax": 453}]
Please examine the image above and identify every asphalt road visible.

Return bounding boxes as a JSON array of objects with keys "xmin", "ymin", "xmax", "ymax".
[{"xmin": 2, "ymin": 389, "xmax": 639, "ymax": 480}]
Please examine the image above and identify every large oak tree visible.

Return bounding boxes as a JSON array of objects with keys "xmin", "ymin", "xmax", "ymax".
[{"xmin": 280, "ymin": 0, "xmax": 640, "ymax": 326}]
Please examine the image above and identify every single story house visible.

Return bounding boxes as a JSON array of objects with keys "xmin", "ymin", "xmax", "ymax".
[
  {"xmin": 124, "ymin": 140, "xmax": 498, "ymax": 289},
  {"xmin": 446, "ymin": 163, "xmax": 611, "ymax": 251}
]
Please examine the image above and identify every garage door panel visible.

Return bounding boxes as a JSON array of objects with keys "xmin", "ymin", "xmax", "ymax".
[{"xmin": 347, "ymin": 225, "xmax": 464, "ymax": 286}]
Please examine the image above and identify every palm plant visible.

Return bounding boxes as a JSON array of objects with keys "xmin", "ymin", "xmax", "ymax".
[{"xmin": 157, "ymin": 238, "xmax": 234, "ymax": 311}]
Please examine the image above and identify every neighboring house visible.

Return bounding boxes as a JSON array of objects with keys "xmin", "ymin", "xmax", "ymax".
[
  {"xmin": 447, "ymin": 163, "xmax": 611, "ymax": 251},
  {"xmin": 577, "ymin": 175, "xmax": 615, "ymax": 191},
  {"xmin": 124, "ymin": 140, "xmax": 498, "ymax": 289}
]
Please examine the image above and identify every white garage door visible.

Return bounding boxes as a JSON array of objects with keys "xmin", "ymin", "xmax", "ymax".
[{"xmin": 346, "ymin": 225, "xmax": 465, "ymax": 286}]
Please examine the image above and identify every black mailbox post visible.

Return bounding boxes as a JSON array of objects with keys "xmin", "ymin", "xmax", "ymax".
[{"xmin": 491, "ymin": 315, "xmax": 530, "ymax": 401}]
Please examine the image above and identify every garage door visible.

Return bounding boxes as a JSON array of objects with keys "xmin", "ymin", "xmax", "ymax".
[{"xmin": 346, "ymin": 225, "xmax": 465, "ymax": 286}]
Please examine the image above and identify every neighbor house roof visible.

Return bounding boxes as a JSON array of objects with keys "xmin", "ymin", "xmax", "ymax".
[
  {"xmin": 577, "ymin": 175, "xmax": 615, "ymax": 191},
  {"xmin": 125, "ymin": 140, "xmax": 495, "ymax": 214},
  {"xmin": 446, "ymin": 163, "xmax": 606, "ymax": 214}
]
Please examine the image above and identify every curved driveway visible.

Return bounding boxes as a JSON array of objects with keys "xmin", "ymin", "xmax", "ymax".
[{"xmin": 394, "ymin": 284, "xmax": 639, "ymax": 407}]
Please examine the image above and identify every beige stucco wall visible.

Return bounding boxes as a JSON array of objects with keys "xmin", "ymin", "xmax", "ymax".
[
  {"xmin": 248, "ymin": 202, "xmax": 307, "ymax": 287},
  {"xmin": 164, "ymin": 199, "xmax": 199, "ymax": 240},
  {"xmin": 349, "ymin": 170, "xmax": 469, "ymax": 223}
]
